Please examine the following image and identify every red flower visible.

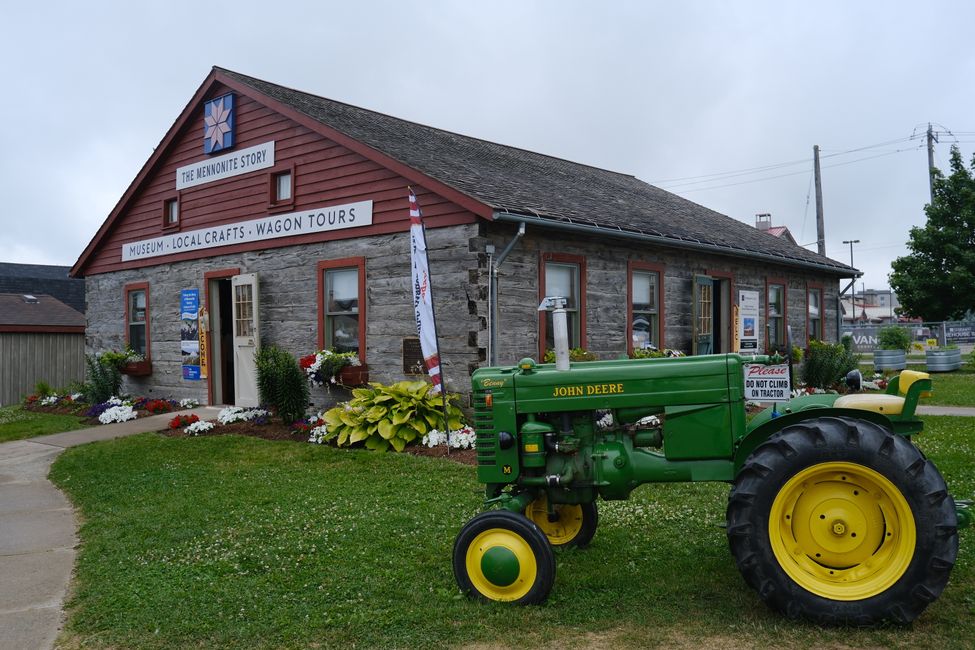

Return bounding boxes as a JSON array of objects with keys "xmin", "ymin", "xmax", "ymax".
[
  {"xmin": 168, "ymin": 414, "xmax": 200, "ymax": 429},
  {"xmin": 299, "ymin": 354, "xmax": 317, "ymax": 370}
]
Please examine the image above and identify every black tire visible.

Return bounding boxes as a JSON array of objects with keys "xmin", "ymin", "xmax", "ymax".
[
  {"xmin": 525, "ymin": 495, "xmax": 599, "ymax": 548},
  {"xmin": 453, "ymin": 510, "xmax": 556, "ymax": 605},
  {"xmin": 727, "ymin": 416, "xmax": 958, "ymax": 624}
]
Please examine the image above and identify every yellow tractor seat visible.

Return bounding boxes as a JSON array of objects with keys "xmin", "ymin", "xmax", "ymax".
[
  {"xmin": 834, "ymin": 393, "xmax": 905, "ymax": 416},
  {"xmin": 896, "ymin": 369, "xmax": 933, "ymax": 398}
]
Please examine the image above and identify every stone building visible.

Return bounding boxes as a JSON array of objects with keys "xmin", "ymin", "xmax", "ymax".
[{"xmin": 71, "ymin": 67, "xmax": 857, "ymax": 407}]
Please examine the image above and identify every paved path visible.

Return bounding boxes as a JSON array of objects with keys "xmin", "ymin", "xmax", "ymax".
[
  {"xmin": 917, "ymin": 405, "xmax": 975, "ymax": 416},
  {"xmin": 0, "ymin": 407, "xmax": 220, "ymax": 650}
]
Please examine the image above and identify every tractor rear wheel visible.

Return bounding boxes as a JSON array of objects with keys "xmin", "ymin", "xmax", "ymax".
[
  {"xmin": 453, "ymin": 510, "xmax": 556, "ymax": 605},
  {"xmin": 727, "ymin": 416, "xmax": 958, "ymax": 624},
  {"xmin": 525, "ymin": 495, "xmax": 599, "ymax": 548}
]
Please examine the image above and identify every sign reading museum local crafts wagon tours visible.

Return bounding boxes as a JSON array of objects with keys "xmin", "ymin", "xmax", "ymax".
[
  {"xmin": 742, "ymin": 363, "xmax": 791, "ymax": 402},
  {"xmin": 121, "ymin": 200, "xmax": 374, "ymax": 261}
]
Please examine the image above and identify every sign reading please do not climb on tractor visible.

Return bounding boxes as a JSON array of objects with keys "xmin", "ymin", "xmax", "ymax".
[{"xmin": 743, "ymin": 363, "xmax": 791, "ymax": 402}]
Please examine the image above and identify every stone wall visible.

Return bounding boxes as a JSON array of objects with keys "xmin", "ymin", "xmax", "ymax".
[
  {"xmin": 85, "ymin": 223, "xmax": 484, "ymax": 408},
  {"xmin": 86, "ymin": 220, "xmax": 844, "ymax": 408},
  {"xmin": 482, "ymin": 223, "xmax": 843, "ymax": 365}
]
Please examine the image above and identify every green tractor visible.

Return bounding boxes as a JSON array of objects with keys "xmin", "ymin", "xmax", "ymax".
[{"xmin": 452, "ymin": 303, "xmax": 970, "ymax": 624}]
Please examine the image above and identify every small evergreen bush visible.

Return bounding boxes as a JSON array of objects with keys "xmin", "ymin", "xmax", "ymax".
[
  {"xmin": 255, "ymin": 345, "xmax": 310, "ymax": 425},
  {"xmin": 83, "ymin": 354, "xmax": 123, "ymax": 404},
  {"xmin": 800, "ymin": 340, "xmax": 860, "ymax": 390}
]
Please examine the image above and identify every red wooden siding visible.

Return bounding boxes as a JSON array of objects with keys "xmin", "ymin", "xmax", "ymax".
[{"xmin": 82, "ymin": 84, "xmax": 478, "ymax": 276}]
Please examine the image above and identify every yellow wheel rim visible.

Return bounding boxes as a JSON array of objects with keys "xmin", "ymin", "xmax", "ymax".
[
  {"xmin": 465, "ymin": 528, "xmax": 537, "ymax": 601},
  {"xmin": 769, "ymin": 461, "xmax": 916, "ymax": 601},
  {"xmin": 525, "ymin": 496, "xmax": 585, "ymax": 546}
]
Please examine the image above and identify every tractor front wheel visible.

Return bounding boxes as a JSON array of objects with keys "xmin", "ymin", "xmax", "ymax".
[
  {"xmin": 453, "ymin": 510, "xmax": 556, "ymax": 605},
  {"xmin": 525, "ymin": 495, "xmax": 599, "ymax": 548},
  {"xmin": 727, "ymin": 416, "xmax": 958, "ymax": 624}
]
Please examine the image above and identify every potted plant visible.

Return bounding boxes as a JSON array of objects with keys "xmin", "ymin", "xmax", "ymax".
[
  {"xmin": 874, "ymin": 326, "xmax": 910, "ymax": 371},
  {"xmin": 102, "ymin": 348, "xmax": 151, "ymax": 376},
  {"xmin": 926, "ymin": 344, "xmax": 962, "ymax": 372},
  {"xmin": 300, "ymin": 349, "xmax": 367, "ymax": 388}
]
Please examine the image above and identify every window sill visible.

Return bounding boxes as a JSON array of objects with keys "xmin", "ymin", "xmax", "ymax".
[
  {"xmin": 267, "ymin": 200, "xmax": 295, "ymax": 214},
  {"xmin": 121, "ymin": 360, "xmax": 152, "ymax": 376}
]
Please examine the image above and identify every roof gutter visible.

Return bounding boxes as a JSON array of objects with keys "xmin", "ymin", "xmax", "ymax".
[{"xmin": 492, "ymin": 211, "xmax": 861, "ymax": 278}]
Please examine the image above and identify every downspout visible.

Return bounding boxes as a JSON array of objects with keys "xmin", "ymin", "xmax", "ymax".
[{"xmin": 489, "ymin": 221, "xmax": 526, "ymax": 365}]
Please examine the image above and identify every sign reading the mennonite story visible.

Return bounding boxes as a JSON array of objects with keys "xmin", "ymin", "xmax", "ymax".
[
  {"xmin": 121, "ymin": 200, "xmax": 374, "ymax": 261},
  {"xmin": 743, "ymin": 363, "xmax": 791, "ymax": 402},
  {"xmin": 738, "ymin": 290, "xmax": 760, "ymax": 351},
  {"xmin": 176, "ymin": 141, "xmax": 275, "ymax": 190}
]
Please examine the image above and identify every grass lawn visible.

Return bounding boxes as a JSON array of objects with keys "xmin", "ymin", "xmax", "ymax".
[
  {"xmin": 0, "ymin": 405, "xmax": 87, "ymax": 443},
  {"xmin": 51, "ymin": 422, "xmax": 974, "ymax": 650},
  {"xmin": 924, "ymin": 368, "xmax": 975, "ymax": 407}
]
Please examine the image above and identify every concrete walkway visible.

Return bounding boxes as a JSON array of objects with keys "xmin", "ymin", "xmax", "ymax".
[
  {"xmin": 0, "ymin": 407, "xmax": 220, "ymax": 650},
  {"xmin": 917, "ymin": 405, "xmax": 975, "ymax": 416}
]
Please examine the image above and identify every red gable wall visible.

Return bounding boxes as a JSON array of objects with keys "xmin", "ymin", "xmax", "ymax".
[{"xmin": 80, "ymin": 83, "xmax": 478, "ymax": 276}]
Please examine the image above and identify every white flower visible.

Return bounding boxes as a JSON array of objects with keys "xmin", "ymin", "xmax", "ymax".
[
  {"xmin": 178, "ymin": 398, "xmax": 200, "ymax": 408},
  {"xmin": 217, "ymin": 406, "xmax": 270, "ymax": 425},
  {"xmin": 99, "ymin": 404, "xmax": 137, "ymax": 424},
  {"xmin": 596, "ymin": 411, "xmax": 614, "ymax": 430},
  {"xmin": 185, "ymin": 420, "xmax": 214, "ymax": 436},
  {"xmin": 308, "ymin": 424, "xmax": 329, "ymax": 444},
  {"xmin": 40, "ymin": 395, "xmax": 59, "ymax": 406},
  {"xmin": 422, "ymin": 425, "xmax": 477, "ymax": 449},
  {"xmin": 70, "ymin": 393, "xmax": 83, "ymax": 401}
]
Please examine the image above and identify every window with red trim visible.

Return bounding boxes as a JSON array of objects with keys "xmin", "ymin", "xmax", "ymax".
[
  {"xmin": 766, "ymin": 279, "xmax": 787, "ymax": 353},
  {"xmin": 318, "ymin": 258, "xmax": 366, "ymax": 360},
  {"xmin": 807, "ymin": 285, "xmax": 824, "ymax": 343},
  {"xmin": 628, "ymin": 262, "xmax": 664, "ymax": 353},
  {"xmin": 163, "ymin": 197, "xmax": 179, "ymax": 228},
  {"xmin": 124, "ymin": 282, "xmax": 150, "ymax": 357},
  {"xmin": 268, "ymin": 163, "xmax": 296, "ymax": 211},
  {"xmin": 539, "ymin": 253, "xmax": 586, "ymax": 357}
]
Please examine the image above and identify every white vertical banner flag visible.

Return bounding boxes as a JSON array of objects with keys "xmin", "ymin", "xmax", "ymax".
[{"xmin": 409, "ymin": 190, "xmax": 444, "ymax": 393}]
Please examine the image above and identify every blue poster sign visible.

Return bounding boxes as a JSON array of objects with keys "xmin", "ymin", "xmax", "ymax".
[
  {"xmin": 203, "ymin": 93, "xmax": 235, "ymax": 154},
  {"xmin": 180, "ymin": 289, "xmax": 202, "ymax": 380}
]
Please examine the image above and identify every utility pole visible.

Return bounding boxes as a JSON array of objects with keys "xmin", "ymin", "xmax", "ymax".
[
  {"xmin": 926, "ymin": 123, "xmax": 938, "ymax": 203},
  {"xmin": 843, "ymin": 239, "xmax": 860, "ymax": 322},
  {"xmin": 813, "ymin": 145, "xmax": 826, "ymax": 256}
]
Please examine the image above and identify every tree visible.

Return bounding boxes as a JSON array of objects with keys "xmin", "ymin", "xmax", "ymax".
[{"xmin": 890, "ymin": 146, "xmax": 975, "ymax": 320}]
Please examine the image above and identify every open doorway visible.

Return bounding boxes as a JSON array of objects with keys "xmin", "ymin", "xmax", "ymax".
[
  {"xmin": 207, "ymin": 275, "xmax": 236, "ymax": 405},
  {"xmin": 693, "ymin": 273, "xmax": 734, "ymax": 355}
]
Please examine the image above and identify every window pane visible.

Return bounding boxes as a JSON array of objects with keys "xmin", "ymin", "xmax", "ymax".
[
  {"xmin": 129, "ymin": 290, "xmax": 146, "ymax": 323},
  {"xmin": 326, "ymin": 268, "xmax": 358, "ymax": 313},
  {"xmin": 768, "ymin": 285, "xmax": 783, "ymax": 317},
  {"xmin": 328, "ymin": 314, "xmax": 359, "ymax": 352},
  {"xmin": 128, "ymin": 324, "xmax": 146, "ymax": 355},
  {"xmin": 632, "ymin": 271, "xmax": 657, "ymax": 312},
  {"xmin": 808, "ymin": 290, "xmax": 820, "ymax": 317},
  {"xmin": 276, "ymin": 172, "xmax": 292, "ymax": 201},
  {"xmin": 235, "ymin": 284, "xmax": 254, "ymax": 337},
  {"xmin": 544, "ymin": 311, "xmax": 579, "ymax": 349},
  {"xmin": 166, "ymin": 200, "xmax": 178, "ymax": 224},
  {"xmin": 545, "ymin": 263, "xmax": 577, "ymax": 309}
]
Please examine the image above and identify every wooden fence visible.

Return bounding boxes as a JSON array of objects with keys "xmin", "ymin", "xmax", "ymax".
[{"xmin": 0, "ymin": 332, "xmax": 85, "ymax": 406}]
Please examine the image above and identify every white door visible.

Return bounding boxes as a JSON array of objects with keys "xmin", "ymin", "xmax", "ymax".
[{"xmin": 231, "ymin": 273, "xmax": 260, "ymax": 407}]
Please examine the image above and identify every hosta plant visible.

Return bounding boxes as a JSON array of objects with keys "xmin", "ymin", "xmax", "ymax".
[{"xmin": 322, "ymin": 381, "xmax": 465, "ymax": 452}]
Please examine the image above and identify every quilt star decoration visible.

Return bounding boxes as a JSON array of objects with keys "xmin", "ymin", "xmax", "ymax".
[{"xmin": 203, "ymin": 94, "xmax": 234, "ymax": 153}]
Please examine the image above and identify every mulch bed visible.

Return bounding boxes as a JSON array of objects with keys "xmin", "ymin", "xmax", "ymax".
[{"xmin": 160, "ymin": 419, "xmax": 478, "ymax": 465}]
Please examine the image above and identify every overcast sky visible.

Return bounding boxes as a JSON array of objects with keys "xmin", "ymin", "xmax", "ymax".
[{"xmin": 3, "ymin": 1, "xmax": 973, "ymax": 290}]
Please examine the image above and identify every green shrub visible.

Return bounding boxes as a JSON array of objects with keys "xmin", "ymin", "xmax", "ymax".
[
  {"xmin": 34, "ymin": 381, "xmax": 54, "ymax": 397},
  {"xmin": 543, "ymin": 347, "xmax": 598, "ymax": 363},
  {"xmin": 83, "ymin": 355, "xmax": 123, "ymax": 403},
  {"xmin": 877, "ymin": 326, "xmax": 911, "ymax": 352},
  {"xmin": 800, "ymin": 340, "xmax": 860, "ymax": 390},
  {"xmin": 255, "ymin": 345, "xmax": 309, "ymax": 425},
  {"xmin": 322, "ymin": 381, "xmax": 465, "ymax": 452}
]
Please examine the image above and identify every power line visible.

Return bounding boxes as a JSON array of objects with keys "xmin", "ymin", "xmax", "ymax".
[
  {"xmin": 650, "ymin": 134, "xmax": 919, "ymax": 186},
  {"xmin": 668, "ymin": 146, "xmax": 920, "ymax": 194}
]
